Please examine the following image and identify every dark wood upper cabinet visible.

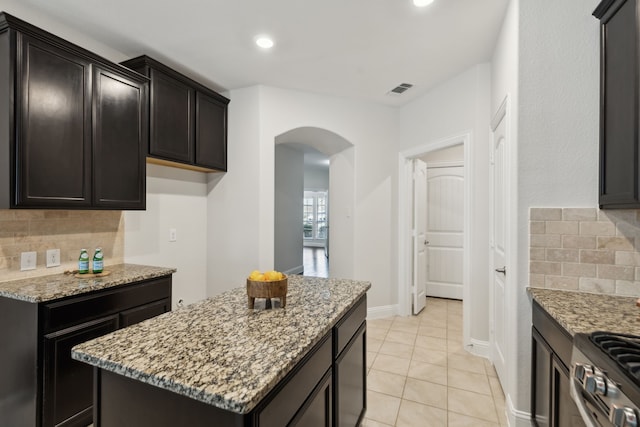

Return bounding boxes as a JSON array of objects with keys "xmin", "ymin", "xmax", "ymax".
[
  {"xmin": 17, "ymin": 34, "xmax": 92, "ymax": 208},
  {"xmin": 92, "ymin": 67, "xmax": 147, "ymax": 209},
  {"xmin": 149, "ymin": 68, "xmax": 194, "ymax": 163},
  {"xmin": 195, "ymin": 91, "xmax": 228, "ymax": 171},
  {"xmin": 0, "ymin": 12, "xmax": 148, "ymax": 209},
  {"xmin": 594, "ymin": 0, "xmax": 640, "ymax": 208},
  {"xmin": 121, "ymin": 55, "xmax": 230, "ymax": 173}
]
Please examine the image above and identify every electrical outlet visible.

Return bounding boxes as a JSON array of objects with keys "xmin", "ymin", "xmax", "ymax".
[
  {"xmin": 169, "ymin": 228, "xmax": 177, "ymax": 242},
  {"xmin": 46, "ymin": 249, "xmax": 61, "ymax": 268},
  {"xmin": 20, "ymin": 251, "xmax": 37, "ymax": 271}
]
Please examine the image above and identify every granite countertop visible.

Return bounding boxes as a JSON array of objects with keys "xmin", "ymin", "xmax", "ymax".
[
  {"xmin": 0, "ymin": 264, "xmax": 177, "ymax": 303},
  {"xmin": 528, "ymin": 287, "xmax": 640, "ymax": 337},
  {"xmin": 72, "ymin": 276, "xmax": 370, "ymax": 414}
]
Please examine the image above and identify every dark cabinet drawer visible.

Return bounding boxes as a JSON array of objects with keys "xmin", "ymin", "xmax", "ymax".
[
  {"xmin": 42, "ymin": 277, "xmax": 171, "ymax": 333},
  {"xmin": 333, "ymin": 296, "xmax": 366, "ymax": 357},
  {"xmin": 258, "ymin": 333, "xmax": 332, "ymax": 427},
  {"xmin": 120, "ymin": 297, "xmax": 171, "ymax": 328}
]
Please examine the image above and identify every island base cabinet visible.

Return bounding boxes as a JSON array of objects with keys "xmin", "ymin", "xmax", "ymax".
[
  {"xmin": 334, "ymin": 324, "xmax": 366, "ymax": 427},
  {"xmin": 289, "ymin": 371, "xmax": 332, "ymax": 427},
  {"xmin": 91, "ymin": 296, "xmax": 368, "ymax": 427}
]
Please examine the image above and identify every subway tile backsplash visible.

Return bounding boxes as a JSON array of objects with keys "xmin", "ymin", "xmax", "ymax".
[
  {"xmin": 0, "ymin": 210, "xmax": 124, "ymax": 282},
  {"xmin": 529, "ymin": 208, "xmax": 640, "ymax": 296}
]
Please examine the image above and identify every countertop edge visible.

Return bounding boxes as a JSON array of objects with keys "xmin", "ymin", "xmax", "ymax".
[
  {"xmin": 527, "ymin": 287, "xmax": 640, "ymax": 337},
  {"xmin": 0, "ymin": 264, "xmax": 177, "ymax": 303}
]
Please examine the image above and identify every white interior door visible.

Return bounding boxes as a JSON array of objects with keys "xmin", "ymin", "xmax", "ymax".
[
  {"xmin": 412, "ymin": 159, "xmax": 428, "ymax": 314},
  {"xmin": 425, "ymin": 165, "xmax": 464, "ymax": 300},
  {"xmin": 491, "ymin": 108, "xmax": 508, "ymax": 386}
]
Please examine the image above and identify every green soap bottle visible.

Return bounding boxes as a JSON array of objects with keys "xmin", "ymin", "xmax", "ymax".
[
  {"xmin": 92, "ymin": 248, "xmax": 103, "ymax": 274},
  {"xmin": 78, "ymin": 249, "xmax": 89, "ymax": 274}
]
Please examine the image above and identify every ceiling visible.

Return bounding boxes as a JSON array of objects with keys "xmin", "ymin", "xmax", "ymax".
[{"xmin": 11, "ymin": 0, "xmax": 509, "ymax": 106}]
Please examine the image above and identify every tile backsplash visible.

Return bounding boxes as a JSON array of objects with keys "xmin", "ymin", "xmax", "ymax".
[
  {"xmin": 0, "ymin": 210, "xmax": 124, "ymax": 282},
  {"xmin": 530, "ymin": 208, "xmax": 640, "ymax": 296}
]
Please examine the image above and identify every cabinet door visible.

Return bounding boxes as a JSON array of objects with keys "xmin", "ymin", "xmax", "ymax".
[
  {"xmin": 531, "ymin": 328, "xmax": 551, "ymax": 427},
  {"xmin": 93, "ymin": 66, "xmax": 146, "ymax": 209},
  {"xmin": 290, "ymin": 371, "xmax": 332, "ymax": 427},
  {"xmin": 149, "ymin": 68, "xmax": 194, "ymax": 163},
  {"xmin": 552, "ymin": 357, "xmax": 586, "ymax": 427},
  {"xmin": 42, "ymin": 315, "xmax": 119, "ymax": 427},
  {"xmin": 119, "ymin": 298, "xmax": 171, "ymax": 328},
  {"xmin": 15, "ymin": 34, "xmax": 91, "ymax": 208},
  {"xmin": 334, "ymin": 323, "xmax": 366, "ymax": 427},
  {"xmin": 598, "ymin": 0, "xmax": 640, "ymax": 207},
  {"xmin": 195, "ymin": 91, "xmax": 227, "ymax": 171}
]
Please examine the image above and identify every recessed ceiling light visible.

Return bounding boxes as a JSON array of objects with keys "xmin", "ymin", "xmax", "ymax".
[
  {"xmin": 255, "ymin": 36, "xmax": 274, "ymax": 49},
  {"xmin": 413, "ymin": 0, "xmax": 434, "ymax": 7}
]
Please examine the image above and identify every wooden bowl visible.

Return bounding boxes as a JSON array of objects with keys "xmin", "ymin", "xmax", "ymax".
[{"xmin": 246, "ymin": 275, "xmax": 288, "ymax": 309}]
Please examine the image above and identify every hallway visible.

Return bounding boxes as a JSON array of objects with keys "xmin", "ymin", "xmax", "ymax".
[
  {"xmin": 303, "ymin": 247, "xmax": 328, "ymax": 278},
  {"xmin": 363, "ymin": 298, "xmax": 507, "ymax": 426}
]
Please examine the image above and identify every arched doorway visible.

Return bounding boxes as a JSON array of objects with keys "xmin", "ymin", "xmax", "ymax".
[{"xmin": 274, "ymin": 127, "xmax": 354, "ymax": 278}]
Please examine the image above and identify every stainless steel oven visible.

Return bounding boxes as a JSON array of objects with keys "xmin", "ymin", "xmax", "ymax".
[{"xmin": 571, "ymin": 332, "xmax": 640, "ymax": 427}]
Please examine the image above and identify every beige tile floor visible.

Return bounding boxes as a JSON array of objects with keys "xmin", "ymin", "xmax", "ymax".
[{"xmin": 362, "ymin": 297, "xmax": 508, "ymax": 427}]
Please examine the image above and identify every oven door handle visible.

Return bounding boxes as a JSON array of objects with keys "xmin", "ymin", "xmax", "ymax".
[{"xmin": 569, "ymin": 375, "xmax": 599, "ymax": 427}]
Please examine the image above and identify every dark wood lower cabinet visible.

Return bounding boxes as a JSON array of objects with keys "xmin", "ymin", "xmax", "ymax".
[
  {"xmin": 0, "ymin": 275, "xmax": 172, "ymax": 427},
  {"xmin": 43, "ymin": 315, "xmax": 120, "ymax": 427},
  {"xmin": 531, "ymin": 301, "xmax": 585, "ymax": 427},
  {"xmin": 532, "ymin": 327, "xmax": 552, "ymax": 427}
]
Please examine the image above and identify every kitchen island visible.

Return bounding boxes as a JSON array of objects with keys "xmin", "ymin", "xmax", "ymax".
[{"xmin": 72, "ymin": 275, "xmax": 371, "ymax": 427}]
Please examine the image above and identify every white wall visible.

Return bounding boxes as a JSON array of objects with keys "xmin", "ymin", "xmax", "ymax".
[
  {"xmin": 207, "ymin": 85, "xmax": 398, "ymax": 308},
  {"xmin": 274, "ymin": 144, "xmax": 304, "ymax": 274},
  {"xmin": 304, "ymin": 165, "xmax": 329, "ymax": 190},
  {"xmin": 1, "ymin": 1, "xmax": 209, "ymax": 309},
  {"xmin": 515, "ymin": 0, "xmax": 599, "ymax": 419},
  {"xmin": 206, "ymin": 86, "xmax": 262, "ymax": 296},
  {"xmin": 125, "ymin": 165, "xmax": 208, "ymax": 308},
  {"xmin": 491, "ymin": 0, "xmax": 601, "ymax": 423},
  {"xmin": 399, "ymin": 64, "xmax": 491, "ymax": 344}
]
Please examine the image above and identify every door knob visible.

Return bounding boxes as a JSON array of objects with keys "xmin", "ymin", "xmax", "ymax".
[
  {"xmin": 495, "ymin": 267, "xmax": 506, "ymax": 275},
  {"xmin": 424, "ymin": 240, "xmax": 429, "ymax": 245}
]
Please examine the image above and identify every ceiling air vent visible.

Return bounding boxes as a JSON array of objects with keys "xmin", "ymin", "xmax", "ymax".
[{"xmin": 388, "ymin": 83, "xmax": 414, "ymax": 96}]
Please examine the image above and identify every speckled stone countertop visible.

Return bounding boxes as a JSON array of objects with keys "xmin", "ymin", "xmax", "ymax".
[
  {"xmin": 0, "ymin": 264, "xmax": 176, "ymax": 303},
  {"xmin": 72, "ymin": 276, "xmax": 370, "ymax": 414},
  {"xmin": 528, "ymin": 287, "xmax": 640, "ymax": 337}
]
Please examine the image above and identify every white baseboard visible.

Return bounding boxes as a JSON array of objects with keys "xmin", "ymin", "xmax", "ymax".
[
  {"xmin": 467, "ymin": 338, "xmax": 490, "ymax": 358},
  {"xmin": 506, "ymin": 394, "xmax": 531, "ymax": 427},
  {"xmin": 283, "ymin": 265, "xmax": 303, "ymax": 275},
  {"xmin": 367, "ymin": 305, "xmax": 398, "ymax": 319}
]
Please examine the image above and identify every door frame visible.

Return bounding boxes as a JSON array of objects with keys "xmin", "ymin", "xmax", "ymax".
[{"xmin": 397, "ymin": 132, "xmax": 472, "ymax": 344}]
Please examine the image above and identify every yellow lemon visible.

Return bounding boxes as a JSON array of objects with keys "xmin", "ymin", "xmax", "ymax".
[
  {"xmin": 249, "ymin": 270, "xmax": 262, "ymax": 280},
  {"xmin": 264, "ymin": 270, "xmax": 278, "ymax": 281}
]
